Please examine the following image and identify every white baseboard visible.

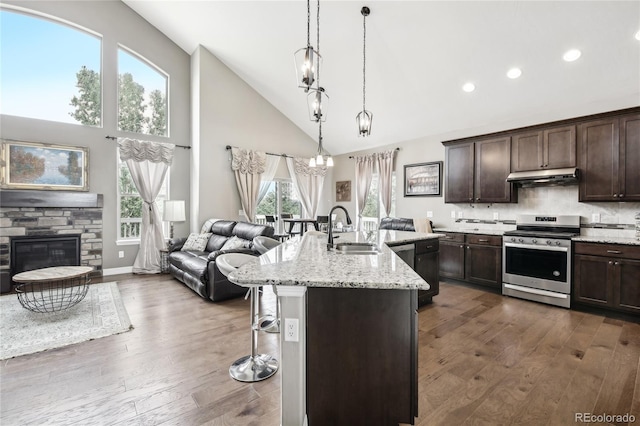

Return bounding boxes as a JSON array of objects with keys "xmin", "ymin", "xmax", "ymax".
[{"xmin": 103, "ymin": 266, "xmax": 133, "ymax": 276}]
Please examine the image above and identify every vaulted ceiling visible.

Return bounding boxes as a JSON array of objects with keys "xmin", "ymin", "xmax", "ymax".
[{"xmin": 124, "ymin": 1, "xmax": 640, "ymax": 155}]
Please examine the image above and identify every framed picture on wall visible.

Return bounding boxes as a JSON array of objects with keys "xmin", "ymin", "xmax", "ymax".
[
  {"xmin": 0, "ymin": 140, "xmax": 89, "ymax": 191},
  {"xmin": 336, "ymin": 180, "xmax": 351, "ymax": 202},
  {"xmin": 404, "ymin": 161, "xmax": 442, "ymax": 197}
]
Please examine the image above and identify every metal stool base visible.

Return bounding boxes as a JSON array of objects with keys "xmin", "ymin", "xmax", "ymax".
[
  {"xmin": 229, "ymin": 354, "xmax": 278, "ymax": 382},
  {"xmin": 262, "ymin": 317, "xmax": 280, "ymax": 333}
]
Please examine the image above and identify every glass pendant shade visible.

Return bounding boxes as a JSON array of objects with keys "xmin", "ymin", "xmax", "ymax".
[
  {"xmin": 316, "ymin": 153, "xmax": 324, "ymax": 165},
  {"xmin": 309, "ymin": 157, "xmax": 316, "ymax": 167},
  {"xmin": 326, "ymin": 156, "xmax": 334, "ymax": 167},
  {"xmin": 307, "ymin": 87, "xmax": 329, "ymax": 122},
  {"xmin": 294, "ymin": 46, "xmax": 321, "ymax": 92},
  {"xmin": 356, "ymin": 110, "xmax": 373, "ymax": 136}
]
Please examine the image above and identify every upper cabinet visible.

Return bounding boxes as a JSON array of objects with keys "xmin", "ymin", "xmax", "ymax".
[
  {"xmin": 511, "ymin": 125, "xmax": 576, "ymax": 172},
  {"xmin": 578, "ymin": 113, "xmax": 640, "ymax": 202},
  {"xmin": 444, "ymin": 137, "xmax": 515, "ymax": 203}
]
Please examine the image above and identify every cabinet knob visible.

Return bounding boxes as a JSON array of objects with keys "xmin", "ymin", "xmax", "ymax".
[
  {"xmin": 475, "ymin": 198, "xmax": 479, "ymax": 201},
  {"xmin": 469, "ymin": 198, "xmax": 473, "ymax": 201},
  {"xmin": 620, "ymin": 194, "xmax": 624, "ymax": 197},
  {"xmin": 615, "ymin": 262, "xmax": 620, "ymax": 265},
  {"xmin": 466, "ymin": 246, "xmax": 470, "ymax": 250},
  {"xmin": 460, "ymin": 245, "xmax": 464, "ymax": 248},
  {"xmin": 613, "ymin": 194, "xmax": 618, "ymax": 197},
  {"xmin": 609, "ymin": 261, "xmax": 613, "ymax": 265}
]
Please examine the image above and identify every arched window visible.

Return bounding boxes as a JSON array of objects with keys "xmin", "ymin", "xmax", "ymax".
[{"xmin": 0, "ymin": 9, "xmax": 102, "ymax": 126}]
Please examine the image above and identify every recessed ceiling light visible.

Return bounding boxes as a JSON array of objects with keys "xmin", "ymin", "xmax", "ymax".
[
  {"xmin": 462, "ymin": 82, "xmax": 475, "ymax": 92},
  {"xmin": 507, "ymin": 68, "xmax": 522, "ymax": 79},
  {"xmin": 563, "ymin": 49, "xmax": 581, "ymax": 62},
  {"xmin": 635, "ymin": 30, "xmax": 640, "ymax": 41}
]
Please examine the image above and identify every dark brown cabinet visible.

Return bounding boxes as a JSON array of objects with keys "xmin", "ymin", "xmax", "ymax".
[
  {"xmin": 511, "ymin": 125, "xmax": 576, "ymax": 172},
  {"xmin": 444, "ymin": 137, "xmax": 515, "ymax": 204},
  {"xmin": 578, "ymin": 113, "xmax": 640, "ymax": 202},
  {"xmin": 438, "ymin": 232, "xmax": 502, "ymax": 289},
  {"xmin": 573, "ymin": 242, "xmax": 640, "ymax": 314},
  {"xmin": 415, "ymin": 239, "xmax": 439, "ymax": 305},
  {"xmin": 307, "ymin": 287, "xmax": 418, "ymax": 425}
]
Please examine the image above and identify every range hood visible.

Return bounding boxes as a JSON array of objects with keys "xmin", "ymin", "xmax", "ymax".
[{"xmin": 506, "ymin": 167, "xmax": 579, "ymax": 187}]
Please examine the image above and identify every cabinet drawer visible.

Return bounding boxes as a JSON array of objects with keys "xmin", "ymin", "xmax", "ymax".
[
  {"xmin": 466, "ymin": 234, "xmax": 502, "ymax": 246},
  {"xmin": 415, "ymin": 239, "xmax": 439, "ymax": 255},
  {"xmin": 438, "ymin": 233, "xmax": 464, "ymax": 243},
  {"xmin": 574, "ymin": 242, "xmax": 640, "ymax": 260}
]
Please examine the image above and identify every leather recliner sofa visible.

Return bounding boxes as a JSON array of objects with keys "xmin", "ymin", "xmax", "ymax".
[
  {"xmin": 379, "ymin": 217, "xmax": 434, "ymax": 232},
  {"xmin": 167, "ymin": 219, "xmax": 275, "ymax": 302}
]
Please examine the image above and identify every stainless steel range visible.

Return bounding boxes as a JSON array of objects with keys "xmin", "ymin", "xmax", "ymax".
[{"xmin": 502, "ymin": 214, "xmax": 580, "ymax": 308}]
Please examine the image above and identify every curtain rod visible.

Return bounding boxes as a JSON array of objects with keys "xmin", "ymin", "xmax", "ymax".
[
  {"xmin": 348, "ymin": 147, "xmax": 400, "ymax": 159},
  {"xmin": 105, "ymin": 135, "xmax": 191, "ymax": 149},
  {"xmin": 225, "ymin": 144, "xmax": 296, "ymax": 159}
]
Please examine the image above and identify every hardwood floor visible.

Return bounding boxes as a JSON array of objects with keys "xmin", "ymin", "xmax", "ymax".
[{"xmin": 1, "ymin": 274, "xmax": 639, "ymax": 425}]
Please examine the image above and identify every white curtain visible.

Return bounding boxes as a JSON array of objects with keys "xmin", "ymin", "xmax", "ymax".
[
  {"xmin": 354, "ymin": 154, "xmax": 375, "ymax": 230},
  {"xmin": 118, "ymin": 138, "xmax": 175, "ymax": 274},
  {"xmin": 257, "ymin": 155, "xmax": 281, "ymax": 205},
  {"xmin": 231, "ymin": 147, "xmax": 266, "ymax": 222},
  {"xmin": 376, "ymin": 150, "xmax": 396, "ymax": 217},
  {"xmin": 286, "ymin": 157, "xmax": 327, "ymax": 218}
]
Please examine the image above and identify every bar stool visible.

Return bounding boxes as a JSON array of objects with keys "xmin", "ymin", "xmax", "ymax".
[
  {"xmin": 216, "ymin": 253, "xmax": 279, "ymax": 382},
  {"xmin": 253, "ymin": 236, "xmax": 282, "ymax": 334}
]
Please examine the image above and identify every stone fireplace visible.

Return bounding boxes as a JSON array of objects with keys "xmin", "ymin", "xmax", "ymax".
[{"xmin": 0, "ymin": 190, "xmax": 103, "ymax": 293}]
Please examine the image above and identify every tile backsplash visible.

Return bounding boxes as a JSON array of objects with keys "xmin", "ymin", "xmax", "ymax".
[{"xmin": 450, "ymin": 186, "xmax": 640, "ymax": 238}]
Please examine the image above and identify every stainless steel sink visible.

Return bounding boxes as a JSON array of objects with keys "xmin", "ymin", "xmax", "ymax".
[{"xmin": 334, "ymin": 242, "xmax": 382, "ymax": 255}]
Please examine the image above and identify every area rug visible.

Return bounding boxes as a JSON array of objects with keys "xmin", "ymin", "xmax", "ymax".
[{"xmin": 1, "ymin": 282, "xmax": 132, "ymax": 360}]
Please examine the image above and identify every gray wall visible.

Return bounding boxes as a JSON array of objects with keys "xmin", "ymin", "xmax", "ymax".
[
  {"xmin": 331, "ymin": 131, "xmax": 640, "ymax": 237},
  {"xmin": 0, "ymin": 1, "xmax": 191, "ymax": 270},
  {"xmin": 190, "ymin": 45, "xmax": 325, "ymax": 229}
]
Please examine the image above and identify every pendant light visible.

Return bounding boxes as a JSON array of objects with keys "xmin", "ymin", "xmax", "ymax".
[
  {"xmin": 294, "ymin": 0, "xmax": 322, "ymax": 92},
  {"xmin": 356, "ymin": 6, "xmax": 373, "ymax": 136},
  {"xmin": 309, "ymin": 120, "xmax": 333, "ymax": 167},
  {"xmin": 307, "ymin": 0, "xmax": 328, "ymax": 122}
]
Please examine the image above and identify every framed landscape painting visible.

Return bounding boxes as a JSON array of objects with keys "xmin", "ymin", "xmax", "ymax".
[
  {"xmin": 404, "ymin": 161, "xmax": 442, "ymax": 197},
  {"xmin": 1, "ymin": 140, "xmax": 88, "ymax": 191}
]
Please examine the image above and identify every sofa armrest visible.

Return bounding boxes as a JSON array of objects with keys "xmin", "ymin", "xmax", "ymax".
[
  {"xmin": 168, "ymin": 237, "xmax": 187, "ymax": 252},
  {"xmin": 208, "ymin": 248, "xmax": 256, "ymax": 261}
]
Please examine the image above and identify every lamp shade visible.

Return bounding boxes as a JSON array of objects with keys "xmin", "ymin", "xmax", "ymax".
[{"xmin": 163, "ymin": 200, "xmax": 185, "ymax": 222}]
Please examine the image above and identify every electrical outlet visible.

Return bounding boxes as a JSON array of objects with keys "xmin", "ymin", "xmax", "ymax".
[
  {"xmin": 493, "ymin": 212, "xmax": 500, "ymax": 221},
  {"xmin": 118, "ymin": 251, "xmax": 124, "ymax": 258},
  {"xmin": 451, "ymin": 210, "xmax": 456, "ymax": 219},
  {"xmin": 427, "ymin": 211, "xmax": 433, "ymax": 218},
  {"xmin": 591, "ymin": 213, "xmax": 600, "ymax": 223},
  {"xmin": 284, "ymin": 318, "xmax": 299, "ymax": 342},
  {"xmin": 457, "ymin": 211, "xmax": 464, "ymax": 219}
]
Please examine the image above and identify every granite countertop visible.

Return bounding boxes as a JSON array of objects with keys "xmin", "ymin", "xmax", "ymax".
[
  {"xmin": 433, "ymin": 227, "xmax": 506, "ymax": 236},
  {"xmin": 228, "ymin": 231, "xmax": 438, "ymax": 291},
  {"xmin": 572, "ymin": 236, "xmax": 640, "ymax": 246}
]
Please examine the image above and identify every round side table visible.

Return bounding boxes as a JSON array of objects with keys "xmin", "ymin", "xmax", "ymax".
[{"xmin": 12, "ymin": 266, "xmax": 93, "ymax": 313}]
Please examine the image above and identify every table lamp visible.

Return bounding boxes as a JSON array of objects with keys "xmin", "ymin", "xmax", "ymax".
[{"xmin": 163, "ymin": 200, "xmax": 185, "ymax": 239}]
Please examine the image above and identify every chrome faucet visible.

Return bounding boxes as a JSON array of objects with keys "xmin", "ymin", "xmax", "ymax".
[{"xmin": 327, "ymin": 205, "xmax": 352, "ymax": 249}]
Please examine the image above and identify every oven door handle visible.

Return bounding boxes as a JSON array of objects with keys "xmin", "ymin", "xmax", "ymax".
[
  {"xmin": 504, "ymin": 243, "xmax": 568, "ymax": 252},
  {"xmin": 504, "ymin": 284, "xmax": 569, "ymax": 299}
]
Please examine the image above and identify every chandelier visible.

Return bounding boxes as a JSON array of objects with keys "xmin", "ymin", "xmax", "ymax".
[
  {"xmin": 356, "ymin": 6, "xmax": 373, "ymax": 136},
  {"xmin": 309, "ymin": 120, "xmax": 333, "ymax": 167},
  {"xmin": 294, "ymin": 0, "xmax": 321, "ymax": 93}
]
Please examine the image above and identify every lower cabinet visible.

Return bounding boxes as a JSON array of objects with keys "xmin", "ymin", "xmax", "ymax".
[
  {"xmin": 573, "ymin": 242, "xmax": 640, "ymax": 314},
  {"xmin": 438, "ymin": 232, "xmax": 503, "ymax": 289},
  {"xmin": 307, "ymin": 287, "xmax": 418, "ymax": 425},
  {"xmin": 415, "ymin": 239, "xmax": 439, "ymax": 305}
]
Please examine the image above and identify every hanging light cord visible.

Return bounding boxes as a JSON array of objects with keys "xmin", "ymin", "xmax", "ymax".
[
  {"xmin": 362, "ymin": 9, "xmax": 367, "ymax": 111},
  {"xmin": 316, "ymin": 0, "xmax": 321, "ymax": 86},
  {"xmin": 318, "ymin": 120, "xmax": 323, "ymax": 155},
  {"xmin": 306, "ymin": 0, "xmax": 311, "ymax": 48}
]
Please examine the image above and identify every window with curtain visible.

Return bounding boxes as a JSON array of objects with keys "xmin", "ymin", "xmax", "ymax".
[
  {"xmin": 117, "ymin": 46, "xmax": 168, "ymax": 137},
  {"xmin": 0, "ymin": 9, "xmax": 102, "ymax": 125},
  {"xmin": 256, "ymin": 179, "xmax": 302, "ymax": 217},
  {"xmin": 117, "ymin": 151, "xmax": 169, "ymax": 242},
  {"xmin": 361, "ymin": 173, "xmax": 397, "ymax": 230}
]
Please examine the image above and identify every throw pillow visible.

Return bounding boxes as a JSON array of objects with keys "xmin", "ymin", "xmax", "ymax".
[
  {"xmin": 221, "ymin": 235, "xmax": 246, "ymax": 251},
  {"xmin": 181, "ymin": 233, "xmax": 212, "ymax": 251}
]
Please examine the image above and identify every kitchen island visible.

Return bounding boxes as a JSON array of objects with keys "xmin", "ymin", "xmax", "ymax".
[{"xmin": 228, "ymin": 230, "xmax": 440, "ymax": 426}]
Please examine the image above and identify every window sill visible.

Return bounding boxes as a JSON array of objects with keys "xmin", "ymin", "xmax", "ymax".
[{"xmin": 116, "ymin": 239, "xmax": 140, "ymax": 246}]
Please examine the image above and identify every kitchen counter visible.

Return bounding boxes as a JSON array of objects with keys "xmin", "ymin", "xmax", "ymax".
[
  {"xmin": 227, "ymin": 230, "xmax": 439, "ymax": 426},
  {"xmin": 229, "ymin": 230, "xmax": 439, "ymax": 290},
  {"xmin": 434, "ymin": 227, "xmax": 506, "ymax": 236},
  {"xmin": 572, "ymin": 236, "xmax": 640, "ymax": 246}
]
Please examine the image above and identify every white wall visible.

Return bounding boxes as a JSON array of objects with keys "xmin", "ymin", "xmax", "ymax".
[
  {"xmin": 0, "ymin": 1, "xmax": 191, "ymax": 269},
  {"xmin": 331, "ymin": 127, "xmax": 640, "ymax": 237},
  {"xmin": 190, "ymin": 45, "xmax": 326, "ymax": 229}
]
